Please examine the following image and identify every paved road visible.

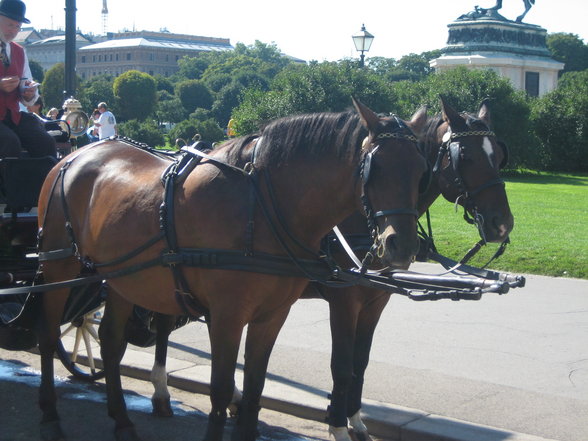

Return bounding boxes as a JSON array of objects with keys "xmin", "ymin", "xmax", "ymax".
[
  {"xmin": 2, "ymin": 264, "xmax": 586, "ymax": 441},
  {"xmin": 157, "ymin": 263, "xmax": 588, "ymax": 441}
]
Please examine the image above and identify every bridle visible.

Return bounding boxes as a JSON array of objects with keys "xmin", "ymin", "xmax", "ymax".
[
  {"xmin": 359, "ymin": 116, "xmax": 422, "ymax": 269},
  {"xmin": 432, "ymin": 128, "xmax": 505, "ymax": 244}
]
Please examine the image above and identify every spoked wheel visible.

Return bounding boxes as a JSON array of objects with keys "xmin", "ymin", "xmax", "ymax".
[{"xmin": 57, "ymin": 305, "xmax": 105, "ymax": 381}]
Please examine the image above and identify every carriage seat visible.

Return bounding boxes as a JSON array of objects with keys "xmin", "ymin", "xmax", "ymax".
[{"xmin": 0, "ymin": 156, "xmax": 58, "ymax": 213}]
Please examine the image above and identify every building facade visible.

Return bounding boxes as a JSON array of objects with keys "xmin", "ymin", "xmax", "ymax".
[{"xmin": 76, "ymin": 31, "xmax": 233, "ymax": 79}]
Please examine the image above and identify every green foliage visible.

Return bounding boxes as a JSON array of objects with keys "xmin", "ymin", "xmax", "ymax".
[
  {"xmin": 78, "ymin": 74, "xmax": 116, "ymax": 114},
  {"xmin": 113, "ymin": 70, "xmax": 157, "ymax": 121},
  {"xmin": 118, "ymin": 119, "xmax": 165, "ymax": 147},
  {"xmin": 41, "ymin": 63, "xmax": 66, "ymax": 109},
  {"xmin": 389, "ymin": 67, "xmax": 536, "ymax": 168},
  {"xmin": 530, "ymin": 70, "xmax": 588, "ymax": 172},
  {"xmin": 29, "ymin": 60, "xmax": 44, "ymax": 83},
  {"xmin": 155, "ymin": 91, "xmax": 187, "ymax": 124},
  {"xmin": 547, "ymin": 33, "xmax": 588, "ymax": 74},
  {"xmin": 168, "ymin": 118, "xmax": 225, "ymax": 145},
  {"xmin": 176, "ymin": 79, "xmax": 213, "ymax": 113},
  {"xmin": 154, "ymin": 75, "xmax": 175, "ymax": 94}
]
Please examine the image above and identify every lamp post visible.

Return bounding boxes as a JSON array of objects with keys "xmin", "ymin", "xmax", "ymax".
[{"xmin": 352, "ymin": 24, "xmax": 374, "ymax": 67}]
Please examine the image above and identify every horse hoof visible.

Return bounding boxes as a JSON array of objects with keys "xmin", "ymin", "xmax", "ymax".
[
  {"xmin": 115, "ymin": 426, "xmax": 142, "ymax": 441},
  {"xmin": 151, "ymin": 396, "xmax": 174, "ymax": 417},
  {"xmin": 228, "ymin": 402, "xmax": 239, "ymax": 418},
  {"xmin": 40, "ymin": 420, "xmax": 66, "ymax": 441}
]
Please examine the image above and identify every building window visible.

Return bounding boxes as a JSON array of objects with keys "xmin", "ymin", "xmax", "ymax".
[
  {"xmin": 81, "ymin": 56, "xmax": 86, "ymax": 63},
  {"xmin": 149, "ymin": 53, "xmax": 154, "ymax": 61},
  {"xmin": 116, "ymin": 53, "xmax": 119, "ymax": 61},
  {"xmin": 149, "ymin": 70, "xmax": 154, "ymax": 75},
  {"xmin": 93, "ymin": 55, "xmax": 96, "ymax": 62},
  {"xmin": 165, "ymin": 54, "xmax": 169, "ymax": 62},
  {"xmin": 126, "ymin": 53, "xmax": 132, "ymax": 60},
  {"xmin": 525, "ymin": 72, "xmax": 539, "ymax": 97}
]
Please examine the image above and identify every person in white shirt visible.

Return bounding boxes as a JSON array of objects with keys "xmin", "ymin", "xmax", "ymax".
[{"xmin": 94, "ymin": 101, "xmax": 117, "ymax": 140}]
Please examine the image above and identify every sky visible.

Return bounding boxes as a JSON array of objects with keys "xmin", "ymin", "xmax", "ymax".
[{"xmin": 24, "ymin": 0, "xmax": 588, "ymax": 62}]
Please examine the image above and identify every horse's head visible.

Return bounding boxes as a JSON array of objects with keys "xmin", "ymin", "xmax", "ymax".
[
  {"xmin": 432, "ymin": 96, "xmax": 513, "ymax": 243},
  {"xmin": 353, "ymin": 98, "xmax": 429, "ymax": 270}
]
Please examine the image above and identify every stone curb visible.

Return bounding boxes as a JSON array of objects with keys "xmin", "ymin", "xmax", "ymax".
[{"xmin": 116, "ymin": 347, "xmax": 558, "ymax": 441}]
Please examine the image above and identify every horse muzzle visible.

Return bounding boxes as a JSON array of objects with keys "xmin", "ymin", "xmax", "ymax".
[
  {"xmin": 375, "ymin": 223, "xmax": 419, "ymax": 270},
  {"xmin": 480, "ymin": 210, "xmax": 514, "ymax": 243}
]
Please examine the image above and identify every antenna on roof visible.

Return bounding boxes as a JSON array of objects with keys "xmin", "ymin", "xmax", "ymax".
[{"xmin": 101, "ymin": 0, "xmax": 108, "ymax": 35}]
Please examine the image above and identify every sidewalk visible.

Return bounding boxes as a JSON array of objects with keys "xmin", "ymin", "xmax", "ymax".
[{"xmin": 116, "ymin": 345, "xmax": 556, "ymax": 441}]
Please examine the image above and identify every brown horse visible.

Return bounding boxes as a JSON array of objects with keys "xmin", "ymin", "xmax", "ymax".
[
  {"xmin": 35, "ymin": 99, "xmax": 428, "ymax": 441},
  {"xmin": 134, "ymin": 97, "xmax": 513, "ymax": 441},
  {"xmin": 317, "ymin": 97, "xmax": 513, "ymax": 441}
]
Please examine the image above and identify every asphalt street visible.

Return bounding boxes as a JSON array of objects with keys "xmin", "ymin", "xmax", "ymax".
[{"xmin": 157, "ymin": 263, "xmax": 588, "ymax": 441}]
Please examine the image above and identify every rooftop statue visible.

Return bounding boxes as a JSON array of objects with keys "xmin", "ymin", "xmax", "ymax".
[{"xmin": 458, "ymin": 0, "xmax": 536, "ymax": 23}]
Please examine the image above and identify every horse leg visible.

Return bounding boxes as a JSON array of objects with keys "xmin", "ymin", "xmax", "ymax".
[
  {"xmin": 150, "ymin": 313, "xmax": 176, "ymax": 417},
  {"xmin": 489, "ymin": 0, "xmax": 502, "ymax": 10},
  {"xmin": 231, "ymin": 309, "xmax": 291, "ymax": 441},
  {"xmin": 204, "ymin": 318, "xmax": 243, "ymax": 417},
  {"xmin": 38, "ymin": 286, "xmax": 71, "ymax": 441},
  {"xmin": 326, "ymin": 296, "xmax": 359, "ymax": 441},
  {"xmin": 516, "ymin": 0, "xmax": 532, "ymax": 22},
  {"xmin": 99, "ymin": 289, "xmax": 140, "ymax": 441},
  {"xmin": 346, "ymin": 294, "xmax": 390, "ymax": 441},
  {"xmin": 203, "ymin": 314, "xmax": 244, "ymax": 441}
]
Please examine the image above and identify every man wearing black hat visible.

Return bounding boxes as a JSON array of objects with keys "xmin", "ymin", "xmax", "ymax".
[{"xmin": 0, "ymin": 0, "xmax": 56, "ymax": 158}]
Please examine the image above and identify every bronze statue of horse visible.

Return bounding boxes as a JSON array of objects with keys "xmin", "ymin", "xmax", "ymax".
[
  {"xmin": 35, "ymin": 98, "xmax": 428, "ymax": 441},
  {"xmin": 487, "ymin": 0, "xmax": 535, "ymax": 22}
]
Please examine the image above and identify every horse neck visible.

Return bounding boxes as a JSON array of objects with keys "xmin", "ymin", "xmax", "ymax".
[
  {"xmin": 415, "ymin": 120, "xmax": 445, "ymax": 215},
  {"xmin": 263, "ymin": 157, "xmax": 360, "ymax": 247}
]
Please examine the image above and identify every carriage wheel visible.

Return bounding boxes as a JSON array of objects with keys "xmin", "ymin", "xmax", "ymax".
[{"xmin": 57, "ymin": 305, "xmax": 105, "ymax": 381}]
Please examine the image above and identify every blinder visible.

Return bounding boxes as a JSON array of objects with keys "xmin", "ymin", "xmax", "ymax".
[
  {"xmin": 497, "ymin": 140, "xmax": 509, "ymax": 169},
  {"xmin": 362, "ymin": 132, "xmax": 430, "ymax": 195}
]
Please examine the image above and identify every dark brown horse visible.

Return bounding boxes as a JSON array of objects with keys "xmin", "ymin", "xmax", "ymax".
[
  {"xmin": 35, "ymin": 99, "xmax": 428, "ymax": 441},
  {"xmin": 140, "ymin": 98, "xmax": 513, "ymax": 441},
  {"xmin": 317, "ymin": 97, "xmax": 513, "ymax": 441}
]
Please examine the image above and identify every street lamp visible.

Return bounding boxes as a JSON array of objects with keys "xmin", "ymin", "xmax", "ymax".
[{"xmin": 352, "ymin": 24, "xmax": 374, "ymax": 67}]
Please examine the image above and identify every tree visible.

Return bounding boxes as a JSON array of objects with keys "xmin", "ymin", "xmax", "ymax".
[
  {"xmin": 113, "ymin": 70, "xmax": 157, "ymax": 121},
  {"xmin": 530, "ymin": 70, "xmax": 588, "ymax": 171},
  {"xmin": 29, "ymin": 60, "xmax": 44, "ymax": 83},
  {"xmin": 41, "ymin": 63, "xmax": 66, "ymax": 109},
  {"xmin": 168, "ymin": 118, "xmax": 224, "ymax": 145},
  {"xmin": 176, "ymin": 79, "xmax": 213, "ymax": 113},
  {"xmin": 389, "ymin": 67, "xmax": 535, "ymax": 168},
  {"xmin": 78, "ymin": 74, "xmax": 116, "ymax": 114},
  {"xmin": 547, "ymin": 33, "xmax": 588, "ymax": 74},
  {"xmin": 118, "ymin": 119, "xmax": 165, "ymax": 147}
]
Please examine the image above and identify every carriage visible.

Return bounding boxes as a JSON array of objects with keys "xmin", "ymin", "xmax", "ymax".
[{"xmin": 0, "ymin": 98, "xmax": 526, "ymax": 441}]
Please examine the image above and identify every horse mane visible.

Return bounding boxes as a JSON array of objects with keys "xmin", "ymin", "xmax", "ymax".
[{"xmin": 223, "ymin": 111, "xmax": 366, "ymax": 168}]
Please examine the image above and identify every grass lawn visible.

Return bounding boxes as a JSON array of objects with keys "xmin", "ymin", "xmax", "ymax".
[{"xmin": 424, "ymin": 171, "xmax": 588, "ymax": 279}]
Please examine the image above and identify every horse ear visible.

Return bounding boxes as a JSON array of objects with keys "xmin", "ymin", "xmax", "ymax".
[
  {"xmin": 408, "ymin": 105, "xmax": 428, "ymax": 137},
  {"xmin": 352, "ymin": 97, "xmax": 379, "ymax": 133},
  {"xmin": 477, "ymin": 98, "xmax": 492, "ymax": 126},
  {"xmin": 439, "ymin": 95, "xmax": 462, "ymax": 127}
]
